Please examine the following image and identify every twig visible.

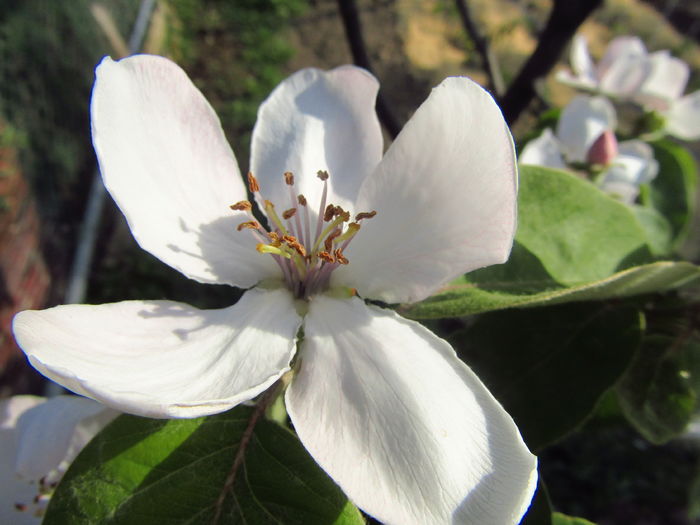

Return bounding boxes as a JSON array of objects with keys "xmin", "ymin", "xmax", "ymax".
[
  {"xmin": 336, "ymin": 0, "xmax": 402, "ymax": 139},
  {"xmin": 499, "ymin": 0, "xmax": 603, "ymax": 125},
  {"xmin": 212, "ymin": 381, "xmax": 284, "ymax": 524},
  {"xmin": 453, "ymin": 0, "xmax": 504, "ymax": 96}
]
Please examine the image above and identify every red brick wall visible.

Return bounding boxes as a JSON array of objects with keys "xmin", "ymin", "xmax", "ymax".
[{"xmin": 0, "ymin": 123, "xmax": 50, "ymax": 369}]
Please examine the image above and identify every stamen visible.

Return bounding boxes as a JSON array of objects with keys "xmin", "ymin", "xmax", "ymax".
[
  {"xmin": 284, "ymin": 171, "xmax": 295, "ymax": 185},
  {"xmin": 282, "ymin": 208, "xmax": 297, "ymax": 220},
  {"xmin": 335, "ymin": 222, "xmax": 360, "ymax": 243},
  {"xmin": 237, "ymin": 220, "xmax": 261, "ymax": 231},
  {"xmin": 324, "ymin": 204, "xmax": 336, "ymax": 222},
  {"xmin": 283, "ymin": 235, "xmax": 307, "ymax": 257},
  {"xmin": 230, "ymin": 200, "xmax": 252, "ymax": 212},
  {"xmin": 324, "ymin": 228, "xmax": 342, "ymax": 252},
  {"xmin": 247, "ymin": 172, "xmax": 260, "ymax": 193},
  {"xmin": 265, "ymin": 200, "xmax": 288, "ymax": 234},
  {"xmin": 317, "ymin": 170, "xmax": 329, "ymax": 181},
  {"xmin": 334, "ymin": 248, "xmax": 349, "ymax": 265},
  {"xmin": 257, "ymin": 243, "xmax": 291, "ymax": 258},
  {"xmin": 267, "ymin": 231, "xmax": 282, "ymax": 246},
  {"xmin": 318, "ymin": 251, "xmax": 335, "ymax": 263},
  {"xmin": 298, "ymin": 194, "xmax": 311, "ymax": 250},
  {"xmin": 355, "ymin": 210, "xmax": 377, "ymax": 221}
]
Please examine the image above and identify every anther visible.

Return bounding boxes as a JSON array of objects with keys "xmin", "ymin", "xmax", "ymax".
[
  {"xmin": 230, "ymin": 200, "xmax": 252, "ymax": 212},
  {"xmin": 355, "ymin": 211, "xmax": 377, "ymax": 221},
  {"xmin": 317, "ymin": 170, "xmax": 329, "ymax": 181},
  {"xmin": 324, "ymin": 204, "xmax": 336, "ymax": 222},
  {"xmin": 318, "ymin": 251, "xmax": 335, "ymax": 263},
  {"xmin": 298, "ymin": 194, "xmax": 307, "ymax": 206},
  {"xmin": 283, "ymin": 235, "xmax": 307, "ymax": 257},
  {"xmin": 282, "ymin": 208, "xmax": 297, "ymax": 220},
  {"xmin": 237, "ymin": 220, "xmax": 261, "ymax": 231},
  {"xmin": 324, "ymin": 228, "xmax": 342, "ymax": 252},
  {"xmin": 334, "ymin": 249, "xmax": 349, "ymax": 265},
  {"xmin": 335, "ymin": 206, "xmax": 350, "ymax": 222},
  {"xmin": 247, "ymin": 172, "xmax": 260, "ymax": 193},
  {"xmin": 14, "ymin": 503, "xmax": 27, "ymax": 511},
  {"xmin": 284, "ymin": 171, "xmax": 295, "ymax": 185}
]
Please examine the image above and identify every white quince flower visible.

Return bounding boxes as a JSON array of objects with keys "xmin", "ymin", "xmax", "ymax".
[
  {"xmin": 558, "ymin": 35, "xmax": 700, "ymax": 141},
  {"xmin": 1, "ymin": 395, "xmax": 117, "ymax": 524},
  {"xmin": 633, "ymin": 50, "xmax": 700, "ymax": 141},
  {"xmin": 13, "ymin": 55, "xmax": 537, "ymax": 524},
  {"xmin": 520, "ymin": 95, "xmax": 658, "ymax": 204},
  {"xmin": 556, "ymin": 35, "xmax": 649, "ymax": 98}
]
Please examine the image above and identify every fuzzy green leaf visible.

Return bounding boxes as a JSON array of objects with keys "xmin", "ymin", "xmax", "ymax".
[{"xmin": 44, "ymin": 406, "xmax": 363, "ymax": 525}]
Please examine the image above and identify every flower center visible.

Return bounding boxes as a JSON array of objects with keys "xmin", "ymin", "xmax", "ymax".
[{"xmin": 232, "ymin": 170, "xmax": 376, "ymax": 299}]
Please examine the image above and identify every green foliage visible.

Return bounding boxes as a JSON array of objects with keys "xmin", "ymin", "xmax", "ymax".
[
  {"xmin": 0, "ymin": 1, "xmax": 107, "ymax": 216},
  {"xmin": 404, "ymin": 165, "xmax": 699, "ymax": 319},
  {"xmin": 516, "ymin": 165, "xmax": 651, "ymax": 284},
  {"xmin": 168, "ymin": 0, "xmax": 306, "ymax": 167},
  {"xmin": 45, "ymin": 405, "xmax": 363, "ymax": 524},
  {"xmin": 616, "ymin": 303, "xmax": 700, "ymax": 444},
  {"xmin": 404, "ymin": 260, "xmax": 699, "ymax": 318},
  {"xmin": 449, "ymin": 303, "xmax": 643, "ymax": 451},
  {"xmin": 648, "ymin": 139, "xmax": 698, "ymax": 248}
]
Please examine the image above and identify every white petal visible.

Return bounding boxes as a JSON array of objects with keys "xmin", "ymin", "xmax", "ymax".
[
  {"xmin": 599, "ymin": 141, "xmax": 658, "ymax": 204},
  {"xmin": 1, "ymin": 397, "xmax": 45, "ymax": 525},
  {"xmin": 250, "ymin": 66, "xmax": 383, "ymax": 216},
  {"xmin": 636, "ymin": 51, "xmax": 689, "ymax": 110},
  {"xmin": 287, "ymin": 296, "xmax": 538, "ymax": 525},
  {"xmin": 666, "ymin": 91, "xmax": 700, "ymax": 140},
  {"xmin": 519, "ymin": 128, "xmax": 566, "ymax": 169},
  {"xmin": 13, "ymin": 396, "xmax": 116, "ymax": 479},
  {"xmin": 92, "ymin": 55, "xmax": 278, "ymax": 287},
  {"xmin": 570, "ymin": 35, "xmax": 596, "ymax": 84},
  {"xmin": 555, "ymin": 69, "xmax": 597, "ymax": 91},
  {"xmin": 556, "ymin": 95, "xmax": 616, "ymax": 163},
  {"xmin": 597, "ymin": 36, "xmax": 649, "ymax": 97},
  {"xmin": 13, "ymin": 288, "xmax": 301, "ymax": 418},
  {"xmin": 333, "ymin": 77, "xmax": 517, "ymax": 304},
  {"xmin": 0, "ymin": 396, "xmax": 113, "ymax": 525}
]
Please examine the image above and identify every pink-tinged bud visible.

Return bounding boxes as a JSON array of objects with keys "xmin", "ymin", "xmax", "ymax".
[{"xmin": 586, "ymin": 130, "xmax": 618, "ymax": 165}]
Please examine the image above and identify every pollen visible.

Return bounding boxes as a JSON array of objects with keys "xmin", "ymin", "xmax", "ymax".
[
  {"xmin": 233, "ymin": 170, "xmax": 376, "ymax": 298},
  {"xmin": 237, "ymin": 220, "xmax": 261, "ymax": 231},
  {"xmin": 230, "ymin": 200, "xmax": 252, "ymax": 212},
  {"xmin": 247, "ymin": 172, "xmax": 260, "ymax": 193}
]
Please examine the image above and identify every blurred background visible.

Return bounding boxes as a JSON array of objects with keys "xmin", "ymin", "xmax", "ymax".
[{"xmin": 1, "ymin": 0, "xmax": 699, "ymax": 523}]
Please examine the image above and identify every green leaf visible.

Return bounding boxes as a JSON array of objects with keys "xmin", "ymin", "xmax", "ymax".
[
  {"xmin": 403, "ymin": 260, "xmax": 700, "ymax": 319},
  {"xmin": 649, "ymin": 139, "xmax": 698, "ymax": 247},
  {"xmin": 551, "ymin": 512, "xmax": 597, "ymax": 525},
  {"xmin": 45, "ymin": 406, "xmax": 363, "ymax": 525},
  {"xmin": 616, "ymin": 332, "xmax": 700, "ymax": 444},
  {"xmin": 631, "ymin": 205, "xmax": 673, "ymax": 256},
  {"xmin": 450, "ymin": 303, "xmax": 643, "ymax": 451},
  {"xmin": 516, "ymin": 165, "xmax": 651, "ymax": 285}
]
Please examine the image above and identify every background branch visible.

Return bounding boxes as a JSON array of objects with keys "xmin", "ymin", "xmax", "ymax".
[
  {"xmin": 337, "ymin": 0, "xmax": 402, "ymax": 138},
  {"xmin": 453, "ymin": 0, "xmax": 504, "ymax": 96},
  {"xmin": 500, "ymin": 0, "xmax": 603, "ymax": 125}
]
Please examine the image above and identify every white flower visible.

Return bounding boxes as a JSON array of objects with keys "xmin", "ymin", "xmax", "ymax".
[
  {"xmin": 556, "ymin": 35, "xmax": 649, "ymax": 98},
  {"xmin": 1, "ymin": 395, "xmax": 117, "ymax": 524},
  {"xmin": 520, "ymin": 95, "xmax": 658, "ymax": 204},
  {"xmin": 13, "ymin": 55, "xmax": 537, "ymax": 524},
  {"xmin": 633, "ymin": 50, "xmax": 700, "ymax": 141},
  {"xmin": 558, "ymin": 35, "xmax": 700, "ymax": 140}
]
